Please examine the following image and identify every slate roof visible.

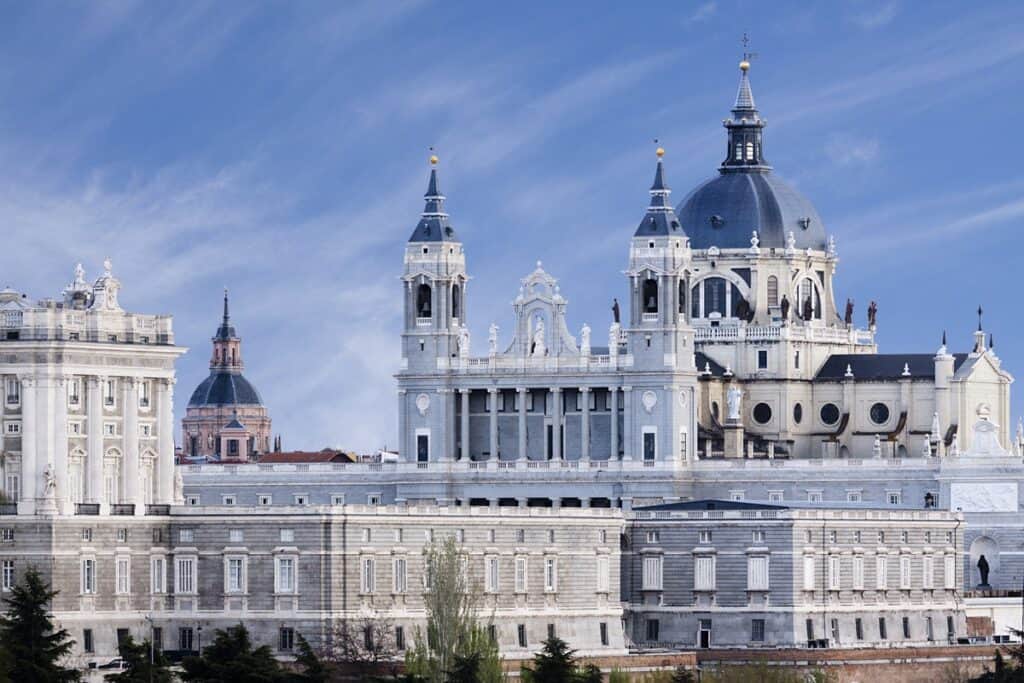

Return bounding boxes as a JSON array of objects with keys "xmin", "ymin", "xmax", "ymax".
[
  {"xmin": 408, "ymin": 166, "xmax": 459, "ymax": 243},
  {"xmin": 695, "ymin": 352, "xmax": 728, "ymax": 377},
  {"xmin": 259, "ymin": 449, "xmax": 354, "ymax": 464},
  {"xmin": 634, "ymin": 158, "xmax": 686, "ymax": 237},
  {"xmin": 814, "ymin": 353, "xmax": 969, "ymax": 381},
  {"xmin": 188, "ymin": 371, "xmax": 264, "ymax": 407},
  {"xmin": 637, "ymin": 499, "xmax": 785, "ymax": 512},
  {"xmin": 677, "ymin": 171, "xmax": 826, "ymax": 250}
]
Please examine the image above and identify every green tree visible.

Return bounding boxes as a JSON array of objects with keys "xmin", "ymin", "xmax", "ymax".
[
  {"xmin": 103, "ymin": 635, "xmax": 173, "ymax": 683},
  {"xmin": 405, "ymin": 536, "xmax": 502, "ymax": 683},
  {"xmin": 669, "ymin": 666, "xmax": 696, "ymax": 683},
  {"xmin": 521, "ymin": 636, "xmax": 577, "ymax": 683},
  {"xmin": 447, "ymin": 651, "xmax": 482, "ymax": 683},
  {"xmin": 0, "ymin": 566, "xmax": 79, "ymax": 682},
  {"xmin": 576, "ymin": 663, "xmax": 603, "ymax": 683},
  {"xmin": 292, "ymin": 634, "xmax": 328, "ymax": 683},
  {"xmin": 180, "ymin": 623, "xmax": 288, "ymax": 682}
]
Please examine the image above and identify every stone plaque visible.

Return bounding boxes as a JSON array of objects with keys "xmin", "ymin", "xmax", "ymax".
[{"xmin": 950, "ymin": 482, "xmax": 1018, "ymax": 512}]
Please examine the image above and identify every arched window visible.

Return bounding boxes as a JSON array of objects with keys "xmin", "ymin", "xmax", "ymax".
[
  {"xmin": 678, "ymin": 280, "xmax": 686, "ymax": 314},
  {"xmin": 745, "ymin": 141, "xmax": 754, "ymax": 161},
  {"xmin": 734, "ymin": 143, "xmax": 743, "ymax": 162},
  {"xmin": 705, "ymin": 277, "xmax": 727, "ymax": 317},
  {"xmin": 767, "ymin": 276, "xmax": 779, "ymax": 307},
  {"xmin": 691, "ymin": 284, "xmax": 700, "ymax": 319},
  {"xmin": 642, "ymin": 278, "xmax": 659, "ymax": 314},
  {"xmin": 416, "ymin": 283, "xmax": 432, "ymax": 318},
  {"xmin": 798, "ymin": 279, "xmax": 822, "ymax": 320},
  {"xmin": 451, "ymin": 284, "xmax": 461, "ymax": 320}
]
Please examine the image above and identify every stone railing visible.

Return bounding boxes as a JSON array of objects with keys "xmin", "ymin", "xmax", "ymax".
[
  {"xmin": 184, "ymin": 458, "xmax": 681, "ymax": 477},
  {"xmin": 693, "ymin": 322, "xmax": 873, "ymax": 346},
  {"xmin": 456, "ymin": 354, "xmax": 633, "ymax": 373}
]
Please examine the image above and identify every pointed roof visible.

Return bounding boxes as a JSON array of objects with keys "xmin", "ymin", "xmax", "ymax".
[
  {"xmin": 408, "ymin": 156, "xmax": 459, "ymax": 243},
  {"xmin": 634, "ymin": 149, "xmax": 686, "ymax": 237},
  {"xmin": 215, "ymin": 288, "xmax": 236, "ymax": 340},
  {"xmin": 733, "ymin": 62, "xmax": 756, "ymax": 112}
]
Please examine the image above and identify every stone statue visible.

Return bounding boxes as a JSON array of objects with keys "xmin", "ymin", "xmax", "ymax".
[
  {"xmin": 844, "ymin": 299, "xmax": 854, "ymax": 326},
  {"xmin": 977, "ymin": 554, "xmax": 990, "ymax": 587},
  {"xmin": 174, "ymin": 467, "xmax": 184, "ymax": 503},
  {"xmin": 785, "ymin": 231, "xmax": 796, "ymax": 254},
  {"xmin": 922, "ymin": 435, "xmax": 932, "ymax": 457},
  {"xmin": 802, "ymin": 296, "xmax": 813, "ymax": 322},
  {"xmin": 608, "ymin": 322, "xmax": 620, "ymax": 357},
  {"xmin": 531, "ymin": 317, "xmax": 546, "ymax": 357},
  {"xmin": 488, "ymin": 323, "xmax": 498, "ymax": 356},
  {"xmin": 949, "ymin": 438, "xmax": 960, "ymax": 457},
  {"xmin": 74, "ymin": 262, "xmax": 86, "ymax": 285},
  {"xmin": 780, "ymin": 295, "xmax": 790, "ymax": 322},
  {"xmin": 827, "ymin": 235, "xmax": 837, "ymax": 258},
  {"xmin": 867, "ymin": 300, "xmax": 878, "ymax": 328},
  {"xmin": 726, "ymin": 386, "xmax": 742, "ymax": 421},
  {"xmin": 42, "ymin": 464, "xmax": 56, "ymax": 498},
  {"xmin": 932, "ymin": 412, "xmax": 942, "ymax": 441},
  {"xmin": 612, "ymin": 298, "xmax": 620, "ymax": 324},
  {"xmin": 580, "ymin": 323, "xmax": 591, "ymax": 356},
  {"xmin": 735, "ymin": 296, "xmax": 751, "ymax": 322},
  {"xmin": 872, "ymin": 434, "xmax": 882, "ymax": 458},
  {"xmin": 749, "ymin": 230, "xmax": 760, "ymax": 254},
  {"xmin": 103, "ymin": 257, "xmax": 113, "ymax": 277},
  {"xmin": 458, "ymin": 324, "xmax": 470, "ymax": 359}
]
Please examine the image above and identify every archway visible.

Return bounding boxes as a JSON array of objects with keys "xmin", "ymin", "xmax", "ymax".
[{"xmin": 969, "ymin": 536, "xmax": 999, "ymax": 588}]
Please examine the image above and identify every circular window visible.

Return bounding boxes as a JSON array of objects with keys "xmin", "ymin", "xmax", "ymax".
[
  {"xmin": 753, "ymin": 403, "xmax": 772, "ymax": 424},
  {"xmin": 870, "ymin": 402, "xmax": 890, "ymax": 425},
  {"xmin": 820, "ymin": 403, "xmax": 840, "ymax": 425},
  {"xmin": 793, "ymin": 403, "xmax": 803, "ymax": 424}
]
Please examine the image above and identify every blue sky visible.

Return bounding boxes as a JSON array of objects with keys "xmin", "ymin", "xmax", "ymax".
[{"xmin": 1, "ymin": 1, "xmax": 1023, "ymax": 451}]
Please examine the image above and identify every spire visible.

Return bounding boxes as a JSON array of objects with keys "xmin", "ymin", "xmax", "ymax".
[
  {"xmin": 215, "ymin": 289, "xmax": 237, "ymax": 340},
  {"xmin": 721, "ymin": 48, "xmax": 768, "ymax": 171},
  {"xmin": 634, "ymin": 146, "xmax": 685, "ymax": 237},
  {"xmin": 409, "ymin": 153, "xmax": 458, "ymax": 243},
  {"xmin": 734, "ymin": 59, "xmax": 756, "ymax": 111}
]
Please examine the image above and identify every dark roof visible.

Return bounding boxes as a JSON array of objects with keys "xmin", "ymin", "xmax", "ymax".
[
  {"xmin": 259, "ymin": 449, "xmax": 354, "ymax": 464},
  {"xmin": 215, "ymin": 290, "xmax": 236, "ymax": 340},
  {"xmin": 634, "ymin": 158, "xmax": 686, "ymax": 237},
  {"xmin": 409, "ymin": 167, "xmax": 459, "ymax": 243},
  {"xmin": 815, "ymin": 353, "xmax": 969, "ymax": 381},
  {"xmin": 223, "ymin": 418, "xmax": 246, "ymax": 430},
  {"xmin": 188, "ymin": 371, "xmax": 264, "ymax": 407},
  {"xmin": 677, "ymin": 171, "xmax": 826, "ymax": 250},
  {"xmin": 695, "ymin": 352, "xmax": 728, "ymax": 377},
  {"xmin": 638, "ymin": 499, "xmax": 786, "ymax": 512}
]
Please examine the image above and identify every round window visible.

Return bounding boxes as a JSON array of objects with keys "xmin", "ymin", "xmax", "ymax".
[
  {"xmin": 753, "ymin": 403, "xmax": 772, "ymax": 424},
  {"xmin": 870, "ymin": 402, "xmax": 890, "ymax": 425},
  {"xmin": 793, "ymin": 403, "xmax": 803, "ymax": 424},
  {"xmin": 820, "ymin": 403, "xmax": 840, "ymax": 425}
]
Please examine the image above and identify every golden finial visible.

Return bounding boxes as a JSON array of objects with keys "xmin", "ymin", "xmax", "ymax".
[
  {"xmin": 654, "ymin": 138, "xmax": 664, "ymax": 158},
  {"xmin": 429, "ymin": 145, "xmax": 438, "ymax": 165},
  {"xmin": 740, "ymin": 32, "xmax": 755, "ymax": 72},
  {"xmin": 739, "ymin": 59, "xmax": 750, "ymax": 72}
]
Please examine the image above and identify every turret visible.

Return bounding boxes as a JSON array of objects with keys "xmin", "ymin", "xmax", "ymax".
[{"xmin": 211, "ymin": 289, "xmax": 243, "ymax": 371}]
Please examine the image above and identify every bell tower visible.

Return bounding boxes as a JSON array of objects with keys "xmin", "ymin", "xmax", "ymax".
[{"xmin": 401, "ymin": 155, "xmax": 468, "ymax": 372}]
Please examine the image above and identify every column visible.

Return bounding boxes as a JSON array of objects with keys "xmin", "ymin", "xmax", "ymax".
[
  {"xmin": 517, "ymin": 388, "xmax": 527, "ymax": 461},
  {"xmin": 54, "ymin": 376, "xmax": 69, "ymax": 514},
  {"xmin": 157, "ymin": 378, "xmax": 175, "ymax": 504},
  {"xmin": 460, "ymin": 389, "xmax": 470, "ymax": 461},
  {"xmin": 86, "ymin": 376, "xmax": 104, "ymax": 510},
  {"xmin": 122, "ymin": 378, "xmax": 141, "ymax": 514},
  {"xmin": 488, "ymin": 388, "xmax": 499, "ymax": 460},
  {"xmin": 610, "ymin": 387, "xmax": 619, "ymax": 460},
  {"xmin": 397, "ymin": 389, "xmax": 407, "ymax": 462},
  {"xmin": 551, "ymin": 388, "xmax": 562, "ymax": 461},
  {"xmin": 623, "ymin": 387, "xmax": 633, "ymax": 461},
  {"xmin": 580, "ymin": 387, "xmax": 591, "ymax": 461},
  {"xmin": 18, "ymin": 376, "xmax": 36, "ymax": 515}
]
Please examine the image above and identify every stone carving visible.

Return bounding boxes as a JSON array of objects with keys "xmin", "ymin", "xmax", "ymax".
[
  {"xmin": 611, "ymin": 298, "xmax": 620, "ymax": 324},
  {"xmin": 42, "ymin": 463, "xmax": 56, "ymax": 498},
  {"xmin": 802, "ymin": 296, "xmax": 813, "ymax": 322},
  {"xmin": 749, "ymin": 230, "xmax": 760, "ymax": 255},
  {"xmin": 932, "ymin": 413, "xmax": 941, "ymax": 440},
  {"xmin": 949, "ymin": 438, "xmax": 960, "ymax": 457},
  {"xmin": 922, "ymin": 435, "xmax": 932, "ymax": 457},
  {"xmin": 726, "ymin": 386, "xmax": 742, "ymax": 421},
  {"xmin": 872, "ymin": 434, "xmax": 882, "ymax": 458},
  {"xmin": 867, "ymin": 300, "xmax": 878, "ymax": 328},
  {"xmin": 608, "ymin": 322, "xmax": 620, "ymax": 357},
  {"xmin": 580, "ymin": 323, "xmax": 591, "ymax": 356},
  {"xmin": 827, "ymin": 234, "xmax": 837, "ymax": 258},
  {"xmin": 963, "ymin": 414, "xmax": 1010, "ymax": 458},
  {"xmin": 174, "ymin": 468, "xmax": 184, "ymax": 503},
  {"xmin": 641, "ymin": 390, "xmax": 657, "ymax": 413},
  {"xmin": 458, "ymin": 325, "xmax": 470, "ymax": 359},
  {"xmin": 784, "ymin": 231, "xmax": 796, "ymax": 255},
  {"xmin": 950, "ymin": 481, "xmax": 1018, "ymax": 512},
  {"xmin": 488, "ymin": 323, "xmax": 498, "ymax": 356},
  {"xmin": 779, "ymin": 295, "xmax": 790, "ymax": 322},
  {"xmin": 678, "ymin": 391, "xmax": 688, "ymax": 408},
  {"xmin": 415, "ymin": 393, "xmax": 430, "ymax": 416},
  {"xmin": 844, "ymin": 299, "xmax": 854, "ymax": 326},
  {"xmin": 531, "ymin": 317, "xmax": 546, "ymax": 357},
  {"xmin": 977, "ymin": 555, "xmax": 990, "ymax": 587}
]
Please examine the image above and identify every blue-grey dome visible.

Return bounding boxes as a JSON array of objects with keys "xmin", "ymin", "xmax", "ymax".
[
  {"xmin": 675, "ymin": 171, "xmax": 826, "ymax": 250},
  {"xmin": 188, "ymin": 371, "xmax": 263, "ymax": 407}
]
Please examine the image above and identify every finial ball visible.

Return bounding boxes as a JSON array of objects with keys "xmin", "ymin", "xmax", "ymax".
[
  {"xmin": 429, "ymin": 154, "xmax": 439, "ymax": 165},
  {"xmin": 739, "ymin": 59, "xmax": 750, "ymax": 72},
  {"xmin": 655, "ymin": 147, "xmax": 665, "ymax": 158}
]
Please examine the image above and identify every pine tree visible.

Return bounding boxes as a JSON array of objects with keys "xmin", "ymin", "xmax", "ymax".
[
  {"xmin": 447, "ymin": 651, "xmax": 482, "ymax": 683},
  {"xmin": 0, "ymin": 566, "xmax": 79, "ymax": 682},
  {"xmin": 180, "ymin": 623, "xmax": 287, "ymax": 682},
  {"xmin": 292, "ymin": 634, "xmax": 328, "ymax": 683},
  {"xmin": 103, "ymin": 635, "xmax": 173, "ymax": 683},
  {"xmin": 521, "ymin": 636, "xmax": 577, "ymax": 683}
]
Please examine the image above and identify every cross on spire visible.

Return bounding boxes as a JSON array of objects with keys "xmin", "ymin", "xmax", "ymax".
[{"xmin": 977, "ymin": 305, "xmax": 984, "ymax": 331}]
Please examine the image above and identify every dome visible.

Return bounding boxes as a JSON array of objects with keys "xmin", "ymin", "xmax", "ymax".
[
  {"xmin": 188, "ymin": 371, "xmax": 264, "ymax": 407},
  {"xmin": 676, "ymin": 171, "xmax": 826, "ymax": 251}
]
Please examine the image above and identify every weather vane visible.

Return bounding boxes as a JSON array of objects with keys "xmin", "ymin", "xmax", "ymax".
[{"xmin": 741, "ymin": 32, "xmax": 758, "ymax": 64}]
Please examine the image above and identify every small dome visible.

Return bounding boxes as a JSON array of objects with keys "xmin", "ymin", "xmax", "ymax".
[
  {"xmin": 188, "ymin": 371, "xmax": 264, "ymax": 407},
  {"xmin": 676, "ymin": 171, "xmax": 826, "ymax": 250}
]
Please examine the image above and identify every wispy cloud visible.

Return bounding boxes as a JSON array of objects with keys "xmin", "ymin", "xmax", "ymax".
[
  {"xmin": 848, "ymin": 1, "xmax": 899, "ymax": 30},
  {"xmin": 685, "ymin": 2, "xmax": 717, "ymax": 24},
  {"xmin": 824, "ymin": 134, "xmax": 880, "ymax": 166}
]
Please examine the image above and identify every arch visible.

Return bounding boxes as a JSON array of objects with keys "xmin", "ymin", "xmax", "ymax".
[
  {"xmin": 451, "ymin": 283, "xmax": 461, "ymax": 320},
  {"xmin": 416, "ymin": 283, "xmax": 432, "ymax": 318},
  {"xmin": 104, "ymin": 447, "xmax": 122, "ymax": 459},
  {"xmin": 796, "ymin": 277, "xmax": 822, "ymax": 320},
  {"xmin": 642, "ymin": 278, "xmax": 659, "ymax": 314},
  {"xmin": 689, "ymin": 272, "xmax": 751, "ymax": 320},
  {"xmin": 678, "ymin": 280, "xmax": 686, "ymax": 314},
  {"xmin": 969, "ymin": 536, "xmax": 999, "ymax": 587},
  {"xmin": 767, "ymin": 276, "xmax": 779, "ymax": 308}
]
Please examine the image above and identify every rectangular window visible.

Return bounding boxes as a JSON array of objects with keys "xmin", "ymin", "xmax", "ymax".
[
  {"xmin": 808, "ymin": 491, "xmax": 823, "ymax": 503},
  {"xmin": 395, "ymin": 626, "xmax": 405, "ymax": 651},
  {"xmin": 279, "ymin": 627, "xmax": 295, "ymax": 652},
  {"xmin": 179, "ymin": 529, "xmax": 194, "ymax": 543},
  {"xmin": 83, "ymin": 628, "xmax": 94, "ymax": 653},
  {"xmin": 5, "ymin": 378, "xmax": 20, "ymax": 406},
  {"xmin": 878, "ymin": 530, "xmax": 886, "ymax": 544},
  {"xmin": 517, "ymin": 624, "xmax": 527, "ymax": 648},
  {"xmin": 902, "ymin": 616, "xmax": 911, "ymax": 639},
  {"xmin": 803, "ymin": 555, "xmax": 816, "ymax": 591},
  {"xmin": 830, "ymin": 618, "xmax": 840, "ymax": 644},
  {"xmin": 0, "ymin": 528, "xmax": 13, "ymax": 543},
  {"xmin": 138, "ymin": 381, "xmax": 150, "ymax": 408},
  {"xmin": 752, "ymin": 530, "xmax": 765, "ymax": 544},
  {"xmin": 926, "ymin": 616, "xmax": 934, "ymax": 641},
  {"xmin": 276, "ymin": 557, "xmax": 296, "ymax": 593},
  {"xmin": 645, "ymin": 530, "xmax": 660, "ymax": 543},
  {"xmin": 227, "ymin": 558, "xmax": 245, "ymax": 593},
  {"xmin": 642, "ymin": 555, "xmax": 663, "ymax": 590},
  {"xmin": 900, "ymin": 556, "xmax": 912, "ymax": 589},
  {"xmin": 4, "ymin": 474, "xmax": 19, "ymax": 503},
  {"xmin": 646, "ymin": 618, "xmax": 660, "ymax": 642},
  {"xmin": 485, "ymin": 556, "xmax": 499, "ymax": 593},
  {"xmin": 150, "ymin": 557, "xmax": 165, "ymax": 594},
  {"xmin": 280, "ymin": 529, "xmax": 294, "ymax": 543},
  {"xmin": 393, "ymin": 558, "xmax": 407, "ymax": 594},
  {"xmin": 547, "ymin": 624, "xmax": 556, "ymax": 640},
  {"xmin": 747, "ymin": 555, "xmax": 769, "ymax": 591},
  {"xmin": 889, "ymin": 492, "xmax": 902, "ymax": 505},
  {"xmin": 258, "ymin": 495, "xmax": 272, "ymax": 506},
  {"xmin": 698, "ymin": 529, "xmax": 712, "ymax": 544},
  {"xmin": 179, "ymin": 627, "xmax": 194, "ymax": 652},
  {"xmin": 229, "ymin": 529, "xmax": 243, "ymax": 543},
  {"xmin": 806, "ymin": 619, "xmax": 815, "ymax": 642},
  {"xmin": 901, "ymin": 530, "xmax": 909, "ymax": 544},
  {"xmin": 515, "ymin": 557, "xmax": 528, "ymax": 593},
  {"xmin": 877, "ymin": 555, "xmax": 888, "ymax": 590},
  {"xmin": 596, "ymin": 556, "xmax": 610, "ymax": 593},
  {"xmin": 879, "ymin": 617, "xmax": 888, "ymax": 640},
  {"xmin": 81, "ymin": 558, "xmax": 96, "ymax": 594},
  {"xmin": 221, "ymin": 495, "xmax": 236, "ymax": 506},
  {"xmin": 829, "ymin": 530, "xmax": 837, "ymax": 544},
  {"xmin": 68, "ymin": 379, "xmax": 81, "ymax": 406},
  {"xmin": 1, "ymin": 560, "xmax": 13, "ymax": 591},
  {"xmin": 361, "ymin": 557, "xmax": 375, "ymax": 593},
  {"xmin": 544, "ymin": 558, "xmax": 557, "ymax": 592},
  {"xmin": 117, "ymin": 528, "xmax": 128, "ymax": 543},
  {"xmin": 600, "ymin": 622, "xmax": 609, "ymax": 647},
  {"xmin": 947, "ymin": 616, "xmax": 956, "ymax": 640},
  {"xmin": 855, "ymin": 618, "xmax": 864, "ymax": 640},
  {"xmin": 757, "ymin": 350, "xmax": 768, "ymax": 369},
  {"xmin": 751, "ymin": 619, "xmax": 765, "ymax": 642},
  {"xmin": 175, "ymin": 557, "xmax": 195, "ymax": 594},
  {"xmin": 104, "ymin": 379, "xmax": 115, "ymax": 407},
  {"xmin": 847, "ymin": 491, "xmax": 862, "ymax": 502},
  {"xmin": 828, "ymin": 555, "xmax": 841, "ymax": 590},
  {"xmin": 115, "ymin": 556, "xmax": 130, "ymax": 594},
  {"xmin": 694, "ymin": 555, "xmax": 716, "ymax": 591},
  {"xmin": 769, "ymin": 491, "xmax": 784, "ymax": 503},
  {"xmin": 516, "ymin": 529, "xmax": 525, "ymax": 543},
  {"xmin": 853, "ymin": 555, "xmax": 865, "ymax": 590},
  {"xmin": 642, "ymin": 430, "xmax": 656, "ymax": 461},
  {"xmin": 923, "ymin": 555, "xmax": 935, "ymax": 589},
  {"xmin": 945, "ymin": 554, "xmax": 956, "ymax": 590}
]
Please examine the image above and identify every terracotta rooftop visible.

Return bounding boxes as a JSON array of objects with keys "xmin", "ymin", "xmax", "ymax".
[{"xmin": 258, "ymin": 449, "xmax": 355, "ymax": 464}]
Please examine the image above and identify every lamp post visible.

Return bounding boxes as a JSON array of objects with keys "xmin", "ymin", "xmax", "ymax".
[{"xmin": 197, "ymin": 625, "xmax": 202, "ymax": 654}]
